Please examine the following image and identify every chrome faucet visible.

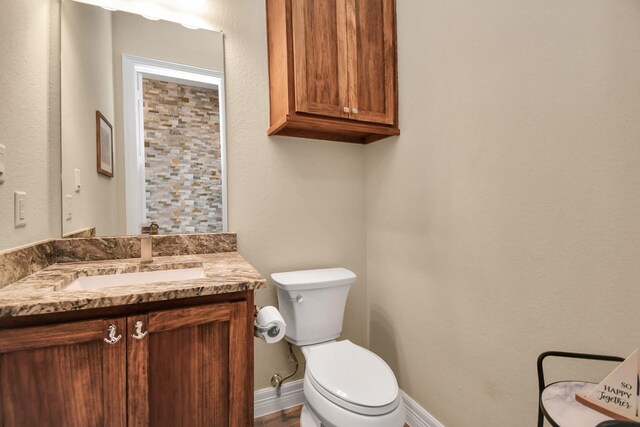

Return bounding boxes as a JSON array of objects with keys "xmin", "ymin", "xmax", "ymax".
[{"xmin": 140, "ymin": 221, "xmax": 159, "ymax": 263}]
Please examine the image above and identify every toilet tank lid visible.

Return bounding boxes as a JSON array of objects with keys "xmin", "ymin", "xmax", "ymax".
[{"xmin": 271, "ymin": 268, "xmax": 356, "ymax": 291}]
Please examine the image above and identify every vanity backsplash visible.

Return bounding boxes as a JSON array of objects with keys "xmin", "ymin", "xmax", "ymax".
[
  {"xmin": 0, "ymin": 233, "xmax": 237, "ymax": 288},
  {"xmin": 0, "ymin": 241, "xmax": 57, "ymax": 288}
]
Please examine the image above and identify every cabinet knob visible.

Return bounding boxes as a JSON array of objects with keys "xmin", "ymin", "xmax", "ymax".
[
  {"xmin": 352, "ymin": 108, "xmax": 358, "ymax": 114},
  {"xmin": 343, "ymin": 107, "xmax": 350, "ymax": 113},
  {"xmin": 131, "ymin": 320, "xmax": 149, "ymax": 340},
  {"xmin": 104, "ymin": 324, "xmax": 122, "ymax": 345}
]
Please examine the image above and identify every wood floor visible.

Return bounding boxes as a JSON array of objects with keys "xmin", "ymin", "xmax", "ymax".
[
  {"xmin": 254, "ymin": 404, "xmax": 410, "ymax": 427},
  {"xmin": 254, "ymin": 405, "xmax": 302, "ymax": 427}
]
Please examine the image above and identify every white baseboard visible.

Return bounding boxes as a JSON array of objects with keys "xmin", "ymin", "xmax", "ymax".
[
  {"xmin": 254, "ymin": 381, "xmax": 443, "ymax": 427},
  {"xmin": 401, "ymin": 391, "xmax": 444, "ymax": 427},
  {"xmin": 254, "ymin": 379, "xmax": 305, "ymax": 418}
]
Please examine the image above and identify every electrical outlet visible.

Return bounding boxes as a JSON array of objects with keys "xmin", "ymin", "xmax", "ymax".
[
  {"xmin": 65, "ymin": 195, "xmax": 73, "ymax": 221},
  {"xmin": 0, "ymin": 144, "xmax": 6, "ymax": 185},
  {"xmin": 74, "ymin": 169, "xmax": 81, "ymax": 192},
  {"xmin": 14, "ymin": 191, "xmax": 26, "ymax": 227}
]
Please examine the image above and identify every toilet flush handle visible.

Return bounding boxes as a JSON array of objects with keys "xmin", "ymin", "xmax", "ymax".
[{"xmin": 296, "ymin": 295, "xmax": 303, "ymax": 303}]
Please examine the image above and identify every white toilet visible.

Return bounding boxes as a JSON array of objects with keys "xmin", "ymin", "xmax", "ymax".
[{"xmin": 272, "ymin": 268, "xmax": 406, "ymax": 427}]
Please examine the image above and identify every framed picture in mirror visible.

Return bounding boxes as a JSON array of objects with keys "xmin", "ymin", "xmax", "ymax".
[{"xmin": 96, "ymin": 111, "xmax": 114, "ymax": 177}]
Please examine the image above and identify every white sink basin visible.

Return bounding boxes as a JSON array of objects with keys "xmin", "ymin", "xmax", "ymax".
[{"xmin": 62, "ymin": 267, "xmax": 206, "ymax": 291}]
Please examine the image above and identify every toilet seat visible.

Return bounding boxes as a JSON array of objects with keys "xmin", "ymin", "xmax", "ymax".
[{"xmin": 305, "ymin": 340, "xmax": 400, "ymax": 416}]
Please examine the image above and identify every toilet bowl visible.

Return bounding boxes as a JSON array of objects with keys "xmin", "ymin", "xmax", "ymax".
[
  {"xmin": 300, "ymin": 340, "xmax": 406, "ymax": 426},
  {"xmin": 271, "ymin": 268, "xmax": 405, "ymax": 427}
]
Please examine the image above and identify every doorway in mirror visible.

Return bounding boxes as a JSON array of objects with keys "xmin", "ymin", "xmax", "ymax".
[
  {"xmin": 142, "ymin": 78, "xmax": 222, "ymax": 234},
  {"xmin": 122, "ymin": 56, "xmax": 226, "ymax": 235}
]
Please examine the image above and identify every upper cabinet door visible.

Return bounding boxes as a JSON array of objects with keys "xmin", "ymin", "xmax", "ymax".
[
  {"xmin": 346, "ymin": 0, "xmax": 397, "ymax": 125},
  {"xmin": 292, "ymin": 0, "xmax": 350, "ymax": 118}
]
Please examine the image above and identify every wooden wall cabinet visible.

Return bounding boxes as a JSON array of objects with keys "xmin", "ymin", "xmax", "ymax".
[
  {"xmin": 267, "ymin": 0, "xmax": 399, "ymax": 144},
  {"xmin": 0, "ymin": 294, "xmax": 253, "ymax": 427}
]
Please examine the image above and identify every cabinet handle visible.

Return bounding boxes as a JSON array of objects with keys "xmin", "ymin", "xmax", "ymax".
[
  {"xmin": 104, "ymin": 324, "xmax": 122, "ymax": 345},
  {"xmin": 351, "ymin": 107, "xmax": 358, "ymax": 114},
  {"xmin": 343, "ymin": 107, "xmax": 350, "ymax": 113},
  {"xmin": 131, "ymin": 320, "xmax": 149, "ymax": 340}
]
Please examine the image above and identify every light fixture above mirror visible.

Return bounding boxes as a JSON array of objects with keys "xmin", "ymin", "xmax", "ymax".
[{"xmin": 69, "ymin": 0, "xmax": 218, "ymax": 31}]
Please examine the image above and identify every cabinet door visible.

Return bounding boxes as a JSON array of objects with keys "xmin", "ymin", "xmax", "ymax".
[
  {"xmin": 347, "ymin": 0, "xmax": 397, "ymax": 124},
  {"xmin": 0, "ymin": 318, "xmax": 126, "ymax": 427},
  {"xmin": 127, "ymin": 302, "xmax": 251, "ymax": 427},
  {"xmin": 292, "ymin": 0, "xmax": 350, "ymax": 119}
]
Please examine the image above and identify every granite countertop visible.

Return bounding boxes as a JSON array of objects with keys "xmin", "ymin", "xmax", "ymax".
[{"xmin": 0, "ymin": 252, "xmax": 266, "ymax": 317}]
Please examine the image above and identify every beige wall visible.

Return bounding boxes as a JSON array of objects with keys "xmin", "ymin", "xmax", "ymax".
[
  {"xmin": 211, "ymin": 0, "xmax": 369, "ymax": 388},
  {"xmin": 61, "ymin": 1, "xmax": 118, "ymax": 237},
  {"xmin": 0, "ymin": 0, "xmax": 60, "ymax": 251},
  {"xmin": 366, "ymin": 1, "xmax": 640, "ymax": 425}
]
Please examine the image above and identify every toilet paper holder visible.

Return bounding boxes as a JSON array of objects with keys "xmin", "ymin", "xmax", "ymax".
[
  {"xmin": 254, "ymin": 323, "xmax": 281, "ymax": 340},
  {"xmin": 253, "ymin": 305, "xmax": 281, "ymax": 341},
  {"xmin": 254, "ymin": 305, "xmax": 298, "ymax": 397}
]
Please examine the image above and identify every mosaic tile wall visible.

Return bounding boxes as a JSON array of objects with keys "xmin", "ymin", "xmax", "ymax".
[{"xmin": 143, "ymin": 78, "xmax": 223, "ymax": 234}]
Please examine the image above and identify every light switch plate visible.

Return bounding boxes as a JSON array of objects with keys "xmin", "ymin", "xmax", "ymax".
[
  {"xmin": 74, "ymin": 169, "xmax": 81, "ymax": 192},
  {"xmin": 0, "ymin": 144, "xmax": 6, "ymax": 185},
  {"xmin": 14, "ymin": 191, "xmax": 26, "ymax": 227},
  {"xmin": 65, "ymin": 195, "xmax": 73, "ymax": 221}
]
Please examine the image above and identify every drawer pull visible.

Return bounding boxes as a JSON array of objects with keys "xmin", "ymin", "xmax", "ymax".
[
  {"xmin": 131, "ymin": 320, "xmax": 149, "ymax": 340},
  {"xmin": 104, "ymin": 324, "xmax": 122, "ymax": 345}
]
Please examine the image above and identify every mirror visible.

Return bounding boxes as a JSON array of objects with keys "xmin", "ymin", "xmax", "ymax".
[{"xmin": 61, "ymin": 0, "xmax": 226, "ymax": 238}]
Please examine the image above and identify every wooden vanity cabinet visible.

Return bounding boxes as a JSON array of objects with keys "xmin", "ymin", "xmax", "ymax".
[
  {"xmin": 0, "ymin": 293, "xmax": 253, "ymax": 427},
  {"xmin": 266, "ymin": 0, "xmax": 399, "ymax": 144}
]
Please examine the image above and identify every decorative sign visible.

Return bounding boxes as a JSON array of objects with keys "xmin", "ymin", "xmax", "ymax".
[{"xmin": 576, "ymin": 349, "xmax": 640, "ymax": 422}]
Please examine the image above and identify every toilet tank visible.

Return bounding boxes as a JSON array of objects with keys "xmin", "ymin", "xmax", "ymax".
[{"xmin": 271, "ymin": 268, "xmax": 356, "ymax": 346}]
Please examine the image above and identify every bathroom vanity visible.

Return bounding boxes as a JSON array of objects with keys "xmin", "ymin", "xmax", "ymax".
[{"xmin": 0, "ymin": 234, "xmax": 265, "ymax": 427}]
